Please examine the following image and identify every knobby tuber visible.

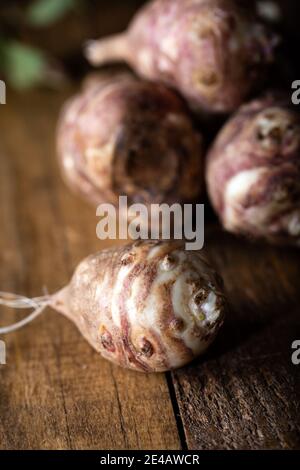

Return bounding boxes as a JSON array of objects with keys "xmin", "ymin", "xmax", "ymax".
[
  {"xmin": 206, "ymin": 93, "xmax": 300, "ymax": 245},
  {"xmin": 57, "ymin": 73, "xmax": 204, "ymax": 210},
  {"xmin": 86, "ymin": 0, "xmax": 278, "ymax": 114},
  {"xmin": 0, "ymin": 241, "xmax": 225, "ymax": 373}
]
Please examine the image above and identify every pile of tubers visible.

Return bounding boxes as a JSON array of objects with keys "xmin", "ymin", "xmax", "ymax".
[
  {"xmin": 54, "ymin": 0, "xmax": 300, "ymax": 369},
  {"xmin": 58, "ymin": 0, "xmax": 300, "ymax": 247},
  {"xmin": 2, "ymin": 0, "xmax": 300, "ymax": 373}
]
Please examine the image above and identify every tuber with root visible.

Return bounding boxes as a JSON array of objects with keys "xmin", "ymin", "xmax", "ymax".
[
  {"xmin": 86, "ymin": 0, "xmax": 278, "ymax": 114},
  {"xmin": 206, "ymin": 93, "xmax": 300, "ymax": 245},
  {"xmin": 0, "ymin": 241, "xmax": 225, "ymax": 373},
  {"xmin": 57, "ymin": 73, "xmax": 204, "ymax": 211}
]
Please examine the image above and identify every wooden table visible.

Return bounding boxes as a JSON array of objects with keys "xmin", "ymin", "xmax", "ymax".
[{"xmin": 0, "ymin": 86, "xmax": 299, "ymax": 450}]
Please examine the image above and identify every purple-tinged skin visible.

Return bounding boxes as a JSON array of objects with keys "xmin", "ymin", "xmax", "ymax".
[
  {"xmin": 86, "ymin": 0, "xmax": 278, "ymax": 114},
  {"xmin": 206, "ymin": 93, "xmax": 300, "ymax": 245},
  {"xmin": 52, "ymin": 240, "xmax": 226, "ymax": 372},
  {"xmin": 57, "ymin": 73, "xmax": 204, "ymax": 209}
]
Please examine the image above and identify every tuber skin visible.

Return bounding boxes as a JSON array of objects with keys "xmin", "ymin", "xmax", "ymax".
[
  {"xmin": 86, "ymin": 0, "xmax": 277, "ymax": 114},
  {"xmin": 57, "ymin": 73, "xmax": 204, "ymax": 209},
  {"xmin": 206, "ymin": 93, "xmax": 300, "ymax": 245},
  {"xmin": 49, "ymin": 241, "xmax": 225, "ymax": 372}
]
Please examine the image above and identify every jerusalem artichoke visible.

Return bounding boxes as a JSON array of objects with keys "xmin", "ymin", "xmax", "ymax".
[
  {"xmin": 0, "ymin": 241, "xmax": 226, "ymax": 373},
  {"xmin": 57, "ymin": 73, "xmax": 204, "ymax": 210},
  {"xmin": 86, "ymin": 0, "xmax": 277, "ymax": 113},
  {"xmin": 206, "ymin": 93, "xmax": 300, "ymax": 245}
]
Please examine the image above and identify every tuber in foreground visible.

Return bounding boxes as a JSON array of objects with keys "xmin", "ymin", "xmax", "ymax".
[
  {"xmin": 206, "ymin": 93, "xmax": 300, "ymax": 245},
  {"xmin": 86, "ymin": 0, "xmax": 277, "ymax": 114},
  {"xmin": 0, "ymin": 241, "xmax": 225, "ymax": 373},
  {"xmin": 57, "ymin": 73, "xmax": 204, "ymax": 210}
]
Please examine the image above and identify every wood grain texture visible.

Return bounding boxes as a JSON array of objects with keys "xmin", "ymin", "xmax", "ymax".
[
  {"xmin": 0, "ymin": 88, "xmax": 299, "ymax": 451},
  {"xmin": 172, "ymin": 224, "xmax": 300, "ymax": 450},
  {"xmin": 0, "ymin": 90, "xmax": 180, "ymax": 450}
]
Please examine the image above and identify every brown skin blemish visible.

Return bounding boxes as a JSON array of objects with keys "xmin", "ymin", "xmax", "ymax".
[
  {"xmin": 160, "ymin": 254, "xmax": 177, "ymax": 272},
  {"xmin": 197, "ymin": 70, "xmax": 219, "ymax": 87},
  {"xmin": 169, "ymin": 318, "xmax": 186, "ymax": 334},
  {"xmin": 139, "ymin": 338, "xmax": 154, "ymax": 358},
  {"xmin": 194, "ymin": 288, "xmax": 208, "ymax": 305},
  {"xmin": 156, "ymin": 281, "xmax": 194, "ymax": 361},
  {"xmin": 100, "ymin": 327, "xmax": 116, "ymax": 353},
  {"xmin": 121, "ymin": 252, "xmax": 136, "ymax": 266},
  {"xmin": 190, "ymin": 279, "xmax": 206, "ymax": 294}
]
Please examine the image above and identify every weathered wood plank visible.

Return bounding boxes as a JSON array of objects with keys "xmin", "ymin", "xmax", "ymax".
[
  {"xmin": 0, "ymin": 90, "xmax": 181, "ymax": 450},
  {"xmin": 172, "ymin": 224, "xmax": 300, "ymax": 450}
]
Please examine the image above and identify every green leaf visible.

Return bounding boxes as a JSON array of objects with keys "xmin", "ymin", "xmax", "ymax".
[
  {"xmin": 27, "ymin": 0, "xmax": 76, "ymax": 27},
  {"xmin": 2, "ymin": 41, "xmax": 47, "ymax": 89}
]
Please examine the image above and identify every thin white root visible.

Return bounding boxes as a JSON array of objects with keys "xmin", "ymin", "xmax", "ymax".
[
  {"xmin": 84, "ymin": 33, "xmax": 129, "ymax": 66},
  {"xmin": 0, "ymin": 292, "xmax": 51, "ymax": 334}
]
